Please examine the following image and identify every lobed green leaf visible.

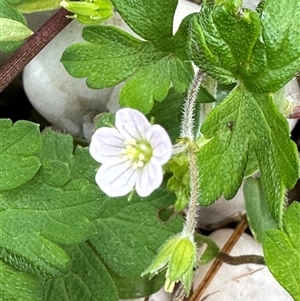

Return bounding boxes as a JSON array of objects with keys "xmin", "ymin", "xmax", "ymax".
[
  {"xmin": 0, "ymin": 120, "xmax": 41, "ymax": 191},
  {"xmin": 263, "ymin": 202, "xmax": 300, "ymax": 301},
  {"xmin": 197, "ymin": 85, "xmax": 299, "ymax": 225},
  {"xmin": 111, "ymin": 0, "xmax": 178, "ymax": 50},
  {"xmin": 61, "ymin": 9, "xmax": 194, "ymax": 113},
  {"xmin": 44, "ymin": 243, "xmax": 119, "ymax": 301},
  {"xmin": 241, "ymin": 0, "xmax": 300, "ymax": 93},
  {"xmin": 0, "ymin": 261, "xmax": 43, "ymax": 301},
  {"xmin": 188, "ymin": 2, "xmax": 261, "ymax": 84},
  {"xmin": 0, "ymin": 129, "xmax": 106, "ymax": 277},
  {"xmin": 61, "ymin": 25, "xmax": 164, "ymax": 89},
  {"xmin": 0, "ymin": 0, "xmax": 28, "ymax": 52}
]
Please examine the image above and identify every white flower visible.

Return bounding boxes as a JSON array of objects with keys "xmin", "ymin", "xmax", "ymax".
[{"xmin": 89, "ymin": 108, "xmax": 172, "ymax": 197}]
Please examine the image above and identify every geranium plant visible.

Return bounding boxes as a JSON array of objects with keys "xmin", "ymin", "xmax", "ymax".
[{"xmin": 0, "ymin": 0, "xmax": 300, "ymax": 300}]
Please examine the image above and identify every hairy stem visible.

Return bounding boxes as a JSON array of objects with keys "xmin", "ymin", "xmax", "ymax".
[
  {"xmin": 0, "ymin": 8, "xmax": 72, "ymax": 93},
  {"xmin": 182, "ymin": 145, "xmax": 199, "ymax": 237},
  {"xmin": 180, "ymin": 69, "xmax": 204, "ymax": 140}
]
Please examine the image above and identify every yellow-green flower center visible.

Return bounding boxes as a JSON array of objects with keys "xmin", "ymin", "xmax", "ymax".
[{"xmin": 120, "ymin": 138, "xmax": 153, "ymax": 169}]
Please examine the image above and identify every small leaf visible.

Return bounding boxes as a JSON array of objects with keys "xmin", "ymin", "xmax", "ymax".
[
  {"xmin": 0, "ymin": 261, "xmax": 43, "ymax": 301},
  {"xmin": 94, "ymin": 112, "xmax": 115, "ymax": 130},
  {"xmin": 0, "ymin": 17, "xmax": 32, "ymax": 41},
  {"xmin": 243, "ymin": 178, "xmax": 277, "ymax": 242},
  {"xmin": 119, "ymin": 57, "xmax": 172, "ymax": 113},
  {"xmin": 263, "ymin": 202, "xmax": 300, "ymax": 301},
  {"xmin": 61, "ymin": 26, "xmax": 162, "ymax": 89},
  {"xmin": 146, "ymin": 88, "xmax": 185, "ymax": 143},
  {"xmin": 241, "ymin": 0, "xmax": 300, "ymax": 93},
  {"xmin": 12, "ymin": 0, "xmax": 60, "ymax": 13},
  {"xmin": 44, "ymin": 243, "xmax": 119, "ymax": 301},
  {"xmin": 111, "ymin": 0, "xmax": 178, "ymax": 50},
  {"xmin": 188, "ymin": 2, "xmax": 261, "ymax": 84},
  {"xmin": 0, "ymin": 0, "xmax": 28, "ymax": 52},
  {"xmin": 0, "ymin": 129, "xmax": 106, "ymax": 277},
  {"xmin": 194, "ymin": 234, "xmax": 220, "ymax": 264},
  {"xmin": 61, "ymin": 0, "xmax": 113, "ymax": 25},
  {"xmin": 0, "ymin": 120, "xmax": 41, "ymax": 191}
]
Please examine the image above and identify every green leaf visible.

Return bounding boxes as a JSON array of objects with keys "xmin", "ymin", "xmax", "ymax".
[
  {"xmin": 188, "ymin": 2, "xmax": 261, "ymax": 84},
  {"xmin": 241, "ymin": 0, "xmax": 300, "ymax": 93},
  {"xmin": 243, "ymin": 178, "xmax": 277, "ymax": 243},
  {"xmin": 61, "ymin": 25, "xmax": 163, "ymax": 88},
  {"xmin": 61, "ymin": 0, "xmax": 113, "ymax": 25},
  {"xmin": 194, "ymin": 234, "xmax": 220, "ymax": 264},
  {"xmin": 0, "ymin": 120, "xmax": 41, "ymax": 191},
  {"xmin": 263, "ymin": 202, "xmax": 300, "ymax": 301},
  {"xmin": 44, "ymin": 243, "xmax": 119, "ymax": 301},
  {"xmin": 0, "ymin": 129, "xmax": 106, "ymax": 277},
  {"xmin": 119, "ymin": 57, "xmax": 174, "ymax": 113},
  {"xmin": 111, "ymin": 0, "xmax": 177, "ymax": 49},
  {"xmin": 61, "ymin": 7, "xmax": 194, "ymax": 113},
  {"xmin": 197, "ymin": 85, "xmax": 299, "ymax": 225},
  {"xmin": 0, "ymin": 0, "xmax": 28, "ymax": 52},
  {"xmin": 12, "ymin": 0, "xmax": 60, "ymax": 12},
  {"xmin": 0, "ymin": 17, "xmax": 32, "ymax": 41},
  {"xmin": 5, "ymin": 0, "xmax": 21, "ymax": 4},
  {"xmin": 90, "ymin": 185, "xmax": 183, "ymax": 279},
  {"xmin": 94, "ymin": 112, "xmax": 115, "ymax": 130},
  {"xmin": 147, "ymin": 88, "xmax": 185, "ymax": 143},
  {"xmin": 106, "ymin": 263, "xmax": 166, "ymax": 299},
  {"xmin": 0, "ymin": 261, "xmax": 43, "ymax": 301}
]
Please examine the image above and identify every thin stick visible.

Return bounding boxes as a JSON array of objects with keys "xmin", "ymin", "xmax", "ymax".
[
  {"xmin": 187, "ymin": 216, "xmax": 248, "ymax": 301},
  {"xmin": 217, "ymin": 252, "xmax": 265, "ymax": 266},
  {"xmin": 0, "ymin": 8, "xmax": 72, "ymax": 92}
]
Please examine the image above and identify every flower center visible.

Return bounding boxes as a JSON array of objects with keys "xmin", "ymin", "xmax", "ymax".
[{"xmin": 120, "ymin": 138, "xmax": 153, "ymax": 169}]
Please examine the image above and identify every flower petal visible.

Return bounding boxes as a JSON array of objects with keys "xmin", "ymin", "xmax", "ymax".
[
  {"xmin": 95, "ymin": 158, "xmax": 137, "ymax": 197},
  {"xmin": 115, "ymin": 108, "xmax": 151, "ymax": 140},
  {"xmin": 146, "ymin": 124, "xmax": 172, "ymax": 165},
  {"xmin": 89, "ymin": 127, "xmax": 125, "ymax": 163},
  {"xmin": 135, "ymin": 158, "xmax": 163, "ymax": 197}
]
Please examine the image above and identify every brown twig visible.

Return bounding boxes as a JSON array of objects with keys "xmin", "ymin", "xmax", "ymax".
[
  {"xmin": 0, "ymin": 8, "xmax": 72, "ymax": 93},
  {"xmin": 289, "ymin": 105, "xmax": 300, "ymax": 119},
  {"xmin": 217, "ymin": 252, "xmax": 265, "ymax": 266},
  {"xmin": 187, "ymin": 216, "xmax": 248, "ymax": 301}
]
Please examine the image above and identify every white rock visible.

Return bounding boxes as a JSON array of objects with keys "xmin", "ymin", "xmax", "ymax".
[
  {"xmin": 198, "ymin": 187, "xmax": 245, "ymax": 227},
  {"xmin": 23, "ymin": 19, "xmax": 114, "ymax": 138},
  {"xmin": 243, "ymin": 0, "xmax": 261, "ymax": 9},
  {"xmin": 23, "ymin": 0, "xmax": 200, "ymax": 139},
  {"xmin": 193, "ymin": 229, "xmax": 292, "ymax": 301}
]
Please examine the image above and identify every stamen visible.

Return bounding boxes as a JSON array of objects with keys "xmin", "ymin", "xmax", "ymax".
[
  {"xmin": 138, "ymin": 153, "xmax": 145, "ymax": 161},
  {"xmin": 119, "ymin": 139, "xmax": 153, "ymax": 169},
  {"xmin": 126, "ymin": 138, "xmax": 137, "ymax": 145},
  {"xmin": 137, "ymin": 161, "xmax": 144, "ymax": 168}
]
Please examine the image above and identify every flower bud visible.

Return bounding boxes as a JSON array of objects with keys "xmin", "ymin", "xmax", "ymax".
[
  {"xmin": 60, "ymin": 0, "xmax": 113, "ymax": 25},
  {"xmin": 142, "ymin": 234, "xmax": 197, "ymax": 295}
]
